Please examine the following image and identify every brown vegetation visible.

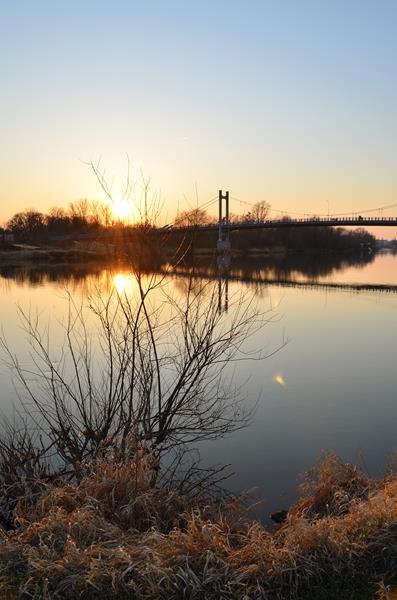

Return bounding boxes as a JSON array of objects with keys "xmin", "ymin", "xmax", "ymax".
[{"xmin": 0, "ymin": 452, "xmax": 396, "ymax": 599}]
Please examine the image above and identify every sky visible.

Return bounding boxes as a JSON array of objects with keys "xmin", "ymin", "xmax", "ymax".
[{"xmin": 1, "ymin": 0, "xmax": 397, "ymax": 236}]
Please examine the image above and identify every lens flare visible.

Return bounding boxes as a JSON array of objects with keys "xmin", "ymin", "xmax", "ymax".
[{"xmin": 273, "ymin": 372, "xmax": 286, "ymax": 387}]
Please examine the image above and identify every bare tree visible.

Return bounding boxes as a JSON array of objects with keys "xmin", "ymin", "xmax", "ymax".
[
  {"xmin": 69, "ymin": 198, "xmax": 90, "ymax": 221},
  {"xmin": 174, "ymin": 208, "xmax": 212, "ymax": 228},
  {"xmin": 243, "ymin": 201, "xmax": 270, "ymax": 222},
  {"xmin": 7, "ymin": 210, "xmax": 46, "ymax": 238},
  {"xmin": 86, "ymin": 157, "xmax": 162, "ymax": 228},
  {"xmin": 98, "ymin": 201, "xmax": 113, "ymax": 227}
]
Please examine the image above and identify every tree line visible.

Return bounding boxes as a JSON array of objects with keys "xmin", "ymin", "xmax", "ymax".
[
  {"xmin": 171, "ymin": 202, "xmax": 376, "ymax": 253},
  {"xmin": 3, "ymin": 197, "xmax": 377, "ymax": 252},
  {"xmin": 4, "ymin": 199, "xmax": 114, "ymax": 241},
  {"xmin": 173, "ymin": 200, "xmax": 271, "ymax": 227}
]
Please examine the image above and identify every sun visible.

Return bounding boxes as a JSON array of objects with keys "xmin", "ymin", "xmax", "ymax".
[{"xmin": 112, "ymin": 195, "xmax": 131, "ymax": 222}]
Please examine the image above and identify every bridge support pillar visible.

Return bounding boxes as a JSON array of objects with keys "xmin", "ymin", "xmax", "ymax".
[{"xmin": 217, "ymin": 190, "xmax": 231, "ymax": 253}]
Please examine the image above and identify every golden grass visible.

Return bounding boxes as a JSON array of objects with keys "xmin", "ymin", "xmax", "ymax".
[{"xmin": 1, "ymin": 452, "xmax": 397, "ymax": 599}]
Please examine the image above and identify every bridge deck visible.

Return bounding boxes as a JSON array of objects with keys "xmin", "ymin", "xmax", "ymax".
[
  {"xmin": 166, "ymin": 217, "xmax": 397, "ymax": 233},
  {"xmin": 48, "ymin": 216, "xmax": 397, "ymax": 242}
]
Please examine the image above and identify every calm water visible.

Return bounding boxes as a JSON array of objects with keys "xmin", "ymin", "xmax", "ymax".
[{"xmin": 1, "ymin": 250, "xmax": 397, "ymax": 520}]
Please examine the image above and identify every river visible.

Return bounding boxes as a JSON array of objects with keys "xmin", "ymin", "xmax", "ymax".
[{"xmin": 1, "ymin": 249, "xmax": 396, "ymax": 521}]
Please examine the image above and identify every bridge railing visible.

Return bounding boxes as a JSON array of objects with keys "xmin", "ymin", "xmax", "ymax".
[{"xmin": 165, "ymin": 215, "xmax": 397, "ymax": 231}]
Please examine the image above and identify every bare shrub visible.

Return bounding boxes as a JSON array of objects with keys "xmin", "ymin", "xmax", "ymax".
[{"xmin": 0, "ymin": 269, "xmax": 274, "ymax": 520}]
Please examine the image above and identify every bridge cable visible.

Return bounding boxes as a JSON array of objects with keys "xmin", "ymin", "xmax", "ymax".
[{"xmin": 230, "ymin": 196, "xmax": 397, "ymax": 218}]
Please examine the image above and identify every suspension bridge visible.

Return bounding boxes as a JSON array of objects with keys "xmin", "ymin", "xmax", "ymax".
[
  {"xmin": 49, "ymin": 190, "xmax": 397, "ymax": 248},
  {"xmin": 162, "ymin": 190, "xmax": 397, "ymax": 253}
]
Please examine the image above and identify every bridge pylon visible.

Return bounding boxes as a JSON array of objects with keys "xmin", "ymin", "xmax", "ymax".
[{"xmin": 217, "ymin": 190, "xmax": 231, "ymax": 253}]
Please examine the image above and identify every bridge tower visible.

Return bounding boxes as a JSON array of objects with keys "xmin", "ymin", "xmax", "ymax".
[{"xmin": 217, "ymin": 190, "xmax": 231, "ymax": 253}]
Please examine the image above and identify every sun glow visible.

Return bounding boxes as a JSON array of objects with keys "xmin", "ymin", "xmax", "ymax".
[
  {"xmin": 113, "ymin": 273, "xmax": 134, "ymax": 294},
  {"xmin": 112, "ymin": 196, "xmax": 131, "ymax": 222}
]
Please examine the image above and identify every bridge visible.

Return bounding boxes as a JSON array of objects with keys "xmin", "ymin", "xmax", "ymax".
[
  {"xmin": 160, "ymin": 191, "xmax": 397, "ymax": 253},
  {"xmin": 166, "ymin": 215, "xmax": 397, "ymax": 233},
  {"xmin": 48, "ymin": 190, "xmax": 397, "ymax": 249}
]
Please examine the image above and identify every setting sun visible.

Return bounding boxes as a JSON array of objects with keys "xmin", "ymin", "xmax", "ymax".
[
  {"xmin": 2, "ymin": 3, "xmax": 397, "ymax": 596},
  {"xmin": 112, "ymin": 196, "xmax": 132, "ymax": 222}
]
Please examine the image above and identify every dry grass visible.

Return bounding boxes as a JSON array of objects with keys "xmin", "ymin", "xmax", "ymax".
[{"xmin": 1, "ymin": 451, "xmax": 397, "ymax": 599}]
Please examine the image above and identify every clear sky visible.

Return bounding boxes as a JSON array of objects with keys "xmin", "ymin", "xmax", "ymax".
[{"xmin": 1, "ymin": 0, "xmax": 397, "ymax": 235}]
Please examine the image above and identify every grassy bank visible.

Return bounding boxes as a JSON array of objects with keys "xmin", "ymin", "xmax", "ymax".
[{"xmin": 1, "ymin": 452, "xmax": 397, "ymax": 599}]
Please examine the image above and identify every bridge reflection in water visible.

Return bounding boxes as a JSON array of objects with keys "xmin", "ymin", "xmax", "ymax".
[
  {"xmin": 1, "ymin": 251, "xmax": 397, "ymax": 303},
  {"xmin": 157, "ymin": 251, "xmax": 397, "ymax": 314}
]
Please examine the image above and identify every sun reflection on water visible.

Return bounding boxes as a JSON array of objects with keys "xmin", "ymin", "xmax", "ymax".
[{"xmin": 113, "ymin": 273, "xmax": 134, "ymax": 294}]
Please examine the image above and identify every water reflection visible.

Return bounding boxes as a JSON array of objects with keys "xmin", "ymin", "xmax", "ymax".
[
  {"xmin": 1, "ymin": 251, "xmax": 397, "ymax": 524},
  {"xmin": 0, "ymin": 263, "xmax": 105, "ymax": 287},
  {"xmin": 168, "ymin": 251, "xmax": 377, "ymax": 287},
  {"xmin": 112, "ymin": 272, "xmax": 135, "ymax": 294},
  {"xmin": 0, "ymin": 250, "xmax": 379, "ymax": 291}
]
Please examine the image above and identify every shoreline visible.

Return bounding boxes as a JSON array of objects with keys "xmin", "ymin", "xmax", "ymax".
[{"xmin": 0, "ymin": 244, "xmax": 378, "ymax": 266}]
